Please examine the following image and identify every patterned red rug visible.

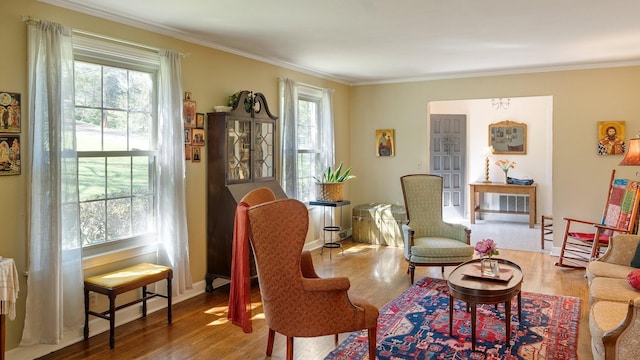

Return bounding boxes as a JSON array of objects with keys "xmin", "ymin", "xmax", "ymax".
[{"xmin": 326, "ymin": 277, "xmax": 580, "ymax": 360}]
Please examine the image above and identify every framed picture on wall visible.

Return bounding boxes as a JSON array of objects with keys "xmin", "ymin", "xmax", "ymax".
[
  {"xmin": 597, "ymin": 120, "xmax": 626, "ymax": 155},
  {"xmin": 0, "ymin": 134, "xmax": 20, "ymax": 175},
  {"xmin": 488, "ymin": 120, "xmax": 527, "ymax": 154},
  {"xmin": 376, "ymin": 129, "xmax": 395, "ymax": 157},
  {"xmin": 0, "ymin": 91, "xmax": 21, "ymax": 133}
]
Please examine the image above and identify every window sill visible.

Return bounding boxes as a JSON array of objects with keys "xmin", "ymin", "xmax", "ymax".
[{"xmin": 83, "ymin": 242, "xmax": 158, "ymax": 270}]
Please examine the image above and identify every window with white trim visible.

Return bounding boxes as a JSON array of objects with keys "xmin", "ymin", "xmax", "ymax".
[
  {"xmin": 73, "ymin": 37, "xmax": 159, "ymax": 257},
  {"xmin": 295, "ymin": 92, "xmax": 324, "ymax": 202}
]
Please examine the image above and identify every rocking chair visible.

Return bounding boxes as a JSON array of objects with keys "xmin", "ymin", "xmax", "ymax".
[{"xmin": 556, "ymin": 170, "xmax": 640, "ymax": 269}]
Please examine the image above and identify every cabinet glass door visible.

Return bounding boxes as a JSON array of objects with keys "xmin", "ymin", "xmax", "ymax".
[
  {"xmin": 254, "ymin": 120, "xmax": 274, "ymax": 180},
  {"xmin": 227, "ymin": 118, "xmax": 252, "ymax": 182}
]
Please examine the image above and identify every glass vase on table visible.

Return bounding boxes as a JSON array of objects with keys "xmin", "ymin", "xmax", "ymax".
[{"xmin": 481, "ymin": 257, "xmax": 500, "ymax": 277}]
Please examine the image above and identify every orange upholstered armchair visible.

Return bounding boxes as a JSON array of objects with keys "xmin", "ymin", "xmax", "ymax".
[{"xmin": 247, "ymin": 198, "xmax": 379, "ymax": 360}]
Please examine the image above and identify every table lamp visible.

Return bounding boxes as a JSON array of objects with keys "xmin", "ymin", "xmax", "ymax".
[
  {"xmin": 482, "ymin": 145, "xmax": 494, "ymax": 182},
  {"xmin": 619, "ymin": 137, "xmax": 640, "ymax": 166}
]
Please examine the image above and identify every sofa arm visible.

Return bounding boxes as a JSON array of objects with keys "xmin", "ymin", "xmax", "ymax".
[
  {"xmin": 599, "ymin": 234, "xmax": 640, "ymax": 265},
  {"xmin": 603, "ymin": 296, "xmax": 640, "ymax": 360}
]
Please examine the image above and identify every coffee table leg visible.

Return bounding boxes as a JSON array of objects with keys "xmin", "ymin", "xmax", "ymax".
[
  {"xmin": 449, "ymin": 295, "xmax": 453, "ymax": 335},
  {"xmin": 471, "ymin": 302, "xmax": 477, "ymax": 351},
  {"xmin": 518, "ymin": 291, "xmax": 522, "ymax": 321},
  {"xmin": 505, "ymin": 300, "xmax": 511, "ymax": 346}
]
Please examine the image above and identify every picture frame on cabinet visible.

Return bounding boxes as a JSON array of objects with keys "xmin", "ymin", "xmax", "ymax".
[
  {"xmin": 196, "ymin": 113, "xmax": 204, "ymax": 129},
  {"xmin": 192, "ymin": 128, "xmax": 205, "ymax": 146}
]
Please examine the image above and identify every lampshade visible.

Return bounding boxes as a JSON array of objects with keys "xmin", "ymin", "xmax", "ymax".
[
  {"xmin": 482, "ymin": 145, "xmax": 494, "ymax": 158},
  {"xmin": 620, "ymin": 138, "xmax": 640, "ymax": 166}
]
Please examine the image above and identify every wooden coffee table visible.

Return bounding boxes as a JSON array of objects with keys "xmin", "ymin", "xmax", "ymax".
[{"xmin": 447, "ymin": 258, "xmax": 523, "ymax": 351}]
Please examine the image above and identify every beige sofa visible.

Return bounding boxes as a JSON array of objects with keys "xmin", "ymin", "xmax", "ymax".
[{"xmin": 586, "ymin": 234, "xmax": 640, "ymax": 360}]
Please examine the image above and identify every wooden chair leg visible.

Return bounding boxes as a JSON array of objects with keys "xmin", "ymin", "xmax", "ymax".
[
  {"xmin": 286, "ymin": 336, "xmax": 294, "ymax": 360},
  {"xmin": 334, "ymin": 333, "xmax": 339, "ymax": 346},
  {"xmin": 368, "ymin": 326, "xmax": 377, "ymax": 359},
  {"xmin": 266, "ymin": 328, "xmax": 275, "ymax": 356},
  {"xmin": 409, "ymin": 262, "xmax": 415, "ymax": 284}
]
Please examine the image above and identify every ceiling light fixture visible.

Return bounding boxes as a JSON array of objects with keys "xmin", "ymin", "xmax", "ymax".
[{"xmin": 492, "ymin": 98, "xmax": 510, "ymax": 110}]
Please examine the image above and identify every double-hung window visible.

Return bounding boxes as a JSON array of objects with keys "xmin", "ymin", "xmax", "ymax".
[
  {"xmin": 73, "ymin": 36, "xmax": 159, "ymax": 257},
  {"xmin": 280, "ymin": 80, "xmax": 334, "ymax": 202}
]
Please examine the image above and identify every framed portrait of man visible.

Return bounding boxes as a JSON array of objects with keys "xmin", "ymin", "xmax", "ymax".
[{"xmin": 597, "ymin": 121, "xmax": 626, "ymax": 156}]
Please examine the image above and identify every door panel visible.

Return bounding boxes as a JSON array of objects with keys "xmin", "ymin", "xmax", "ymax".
[{"xmin": 430, "ymin": 114, "xmax": 466, "ymax": 220}]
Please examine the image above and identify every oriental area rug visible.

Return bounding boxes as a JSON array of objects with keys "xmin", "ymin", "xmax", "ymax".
[{"xmin": 326, "ymin": 277, "xmax": 580, "ymax": 360}]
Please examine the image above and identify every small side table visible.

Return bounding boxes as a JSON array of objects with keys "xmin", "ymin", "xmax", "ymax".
[
  {"xmin": 309, "ymin": 200, "xmax": 351, "ymax": 259},
  {"xmin": 0, "ymin": 258, "xmax": 19, "ymax": 360}
]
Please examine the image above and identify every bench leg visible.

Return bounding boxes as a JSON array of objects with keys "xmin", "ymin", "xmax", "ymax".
[
  {"xmin": 109, "ymin": 292, "xmax": 116, "ymax": 349},
  {"xmin": 167, "ymin": 277, "xmax": 172, "ymax": 324},
  {"xmin": 142, "ymin": 285, "xmax": 147, "ymax": 317},
  {"xmin": 84, "ymin": 288, "xmax": 90, "ymax": 340}
]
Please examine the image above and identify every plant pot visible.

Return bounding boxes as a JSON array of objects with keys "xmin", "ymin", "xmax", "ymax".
[{"xmin": 316, "ymin": 183, "xmax": 344, "ymax": 202}]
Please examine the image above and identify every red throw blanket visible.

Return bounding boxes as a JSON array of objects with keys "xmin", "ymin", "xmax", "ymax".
[{"xmin": 228, "ymin": 201, "xmax": 252, "ymax": 333}]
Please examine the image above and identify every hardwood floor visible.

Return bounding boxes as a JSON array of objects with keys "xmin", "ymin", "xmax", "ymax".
[{"xmin": 38, "ymin": 241, "xmax": 593, "ymax": 360}]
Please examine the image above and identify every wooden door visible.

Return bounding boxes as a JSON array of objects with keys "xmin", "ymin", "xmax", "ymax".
[{"xmin": 430, "ymin": 114, "xmax": 467, "ymax": 220}]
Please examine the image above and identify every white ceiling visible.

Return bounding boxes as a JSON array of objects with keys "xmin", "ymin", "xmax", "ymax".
[{"xmin": 44, "ymin": 0, "xmax": 640, "ymax": 85}]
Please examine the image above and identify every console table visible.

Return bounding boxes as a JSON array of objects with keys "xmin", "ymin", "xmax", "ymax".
[{"xmin": 469, "ymin": 182, "xmax": 537, "ymax": 228}]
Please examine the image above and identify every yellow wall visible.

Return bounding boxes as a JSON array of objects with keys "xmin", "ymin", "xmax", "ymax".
[
  {"xmin": 349, "ymin": 68, "xmax": 640, "ymax": 241},
  {"xmin": 0, "ymin": 0, "xmax": 351, "ymax": 350},
  {"xmin": 4, "ymin": 0, "xmax": 640, "ymax": 353}
]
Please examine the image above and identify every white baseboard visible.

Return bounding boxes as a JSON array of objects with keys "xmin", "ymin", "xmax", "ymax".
[{"xmin": 7, "ymin": 280, "xmax": 208, "ymax": 360}]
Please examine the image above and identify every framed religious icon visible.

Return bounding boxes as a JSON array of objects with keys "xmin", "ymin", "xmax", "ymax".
[
  {"xmin": 0, "ymin": 134, "xmax": 20, "ymax": 175},
  {"xmin": 597, "ymin": 120, "xmax": 626, "ymax": 155},
  {"xmin": 376, "ymin": 129, "xmax": 395, "ymax": 156},
  {"xmin": 488, "ymin": 120, "xmax": 527, "ymax": 154},
  {"xmin": 0, "ymin": 92, "xmax": 21, "ymax": 133},
  {"xmin": 183, "ymin": 92, "xmax": 196, "ymax": 128},
  {"xmin": 196, "ymin": 113, "xmax": 205, "ymax": 129}
]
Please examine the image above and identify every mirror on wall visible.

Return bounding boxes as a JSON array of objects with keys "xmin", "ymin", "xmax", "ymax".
[{"xmin": 489, "ymin": 120, "xmax": 527, "ymax": 154}]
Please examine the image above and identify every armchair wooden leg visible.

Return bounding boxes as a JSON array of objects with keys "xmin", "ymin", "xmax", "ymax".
[
  {"xmin": 368, "ymin": 326, "xmax": 377, "ymax": 359},
  {"xmin": 286, "ymin": 336, "xmax": 294, "ymax": 360},
  {"xmin": 266, "ymin": 328, "xmax": 275, "ymax": 356},
  {"xmin": 409, "ymin": 262, "xmax": 415, "ymax": 284},
  {"xmin": 334, "ymin": 333, "xmax": 339, "ymax": 346}
]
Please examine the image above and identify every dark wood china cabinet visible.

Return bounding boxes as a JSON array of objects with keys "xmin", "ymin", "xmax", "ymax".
[{"xmin": 205, "ymin": 90, "xmax": 286, "ymax": 291}]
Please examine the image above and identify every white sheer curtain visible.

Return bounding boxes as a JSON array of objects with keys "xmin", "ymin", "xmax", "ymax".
[
  {"xmin": 279, "ymin": 78, "xmax": 299, "ymax": 196},
  {"xmin": 22, "ymin": 20, "xmax": 84, "ymax": 345},
  {"xmin": 156, "ymin": 49, "xmax": 192, "ymax": 295},
  {"xmin": 279, "ymin": 78, "xmax": 335, "ymax": 198}
]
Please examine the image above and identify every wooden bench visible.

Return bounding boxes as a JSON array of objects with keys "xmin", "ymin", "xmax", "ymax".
[{"xmin": 84, "ymin": 263, "xmax": 173, "ymax": 349}]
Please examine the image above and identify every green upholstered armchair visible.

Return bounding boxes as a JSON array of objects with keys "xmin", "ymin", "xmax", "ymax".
[{"xmin": 401, "ymin": 174, "xmax": 474, "ymax": 284}]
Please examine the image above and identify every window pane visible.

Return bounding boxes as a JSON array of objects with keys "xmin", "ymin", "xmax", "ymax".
[
  {"xmin": 128, "ymin": 71, "xmax": 153, "ymax": 112},
  {"xmin": 80, "ymin": 200, "xmax": 106, "ymax": 246},
  {"xmin": 76, "ymin": 108, "xmax": 103, "ymax": 151},
  {"xmin": 103, "ymin": 109, "xmax": 128, "ymax": 151},
  {"xmin": 107, "ymin": 157, "xmax": 131, "ymax": 198},
  {"xmin": 78, "ymin": 157, "xmax": 105, "ymax": 201},
  {"xmin": 132, "ymin": 196, "xmax": 152, "ymax": 234},
  {"xmin": 103, "ymin": 66, "xmax": 128, "ymax": 110},
  {"xmin": 130, "ymin": 111, "xmax": 151, "ymax": 150},
  {"xmin": 75, "ymin": 62, "xmax": 102, "ymax": 108},
  {"xmin": 107, "ymin": 198, "xmax": 131, "ymax": 240},
  {"xmin": 132, "ymin": 156, "xmax": 151, "ymax": 195},
  {"xmin": 297, "ymin": 99, "xmax": 318, "ymax": 151}
]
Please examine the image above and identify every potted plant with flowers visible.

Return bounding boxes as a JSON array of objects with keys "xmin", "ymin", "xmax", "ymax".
[
  {"xmin": 313, "ymin": 162, "xmax": 356, "ymax": 202},
  {"xmin": 475, "ymin": 238, "xmax": 500, "ymax": 277}
]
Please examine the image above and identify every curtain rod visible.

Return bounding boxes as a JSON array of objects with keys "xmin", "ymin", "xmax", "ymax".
[
  {"xmin": 21, "ymin": 15, "xmax": 189, "ymax": 58},
  {"xmin": 279, "ymin": 77, "xmax": 329, "ymax": 92}
]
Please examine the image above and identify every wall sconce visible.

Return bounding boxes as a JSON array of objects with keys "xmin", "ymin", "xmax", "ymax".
[
  {"xmin": 482, "ymin": 145, "xmax": 494, "ymax": 182},
  {"xmin": 492, "ymin": 98, "xmax": 510, "ymax": 110}
]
